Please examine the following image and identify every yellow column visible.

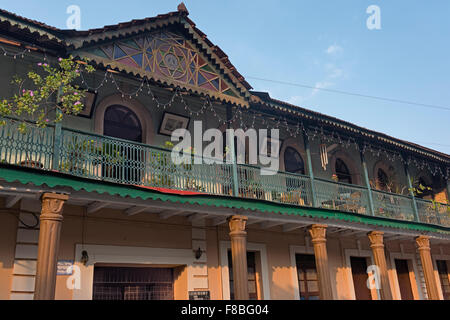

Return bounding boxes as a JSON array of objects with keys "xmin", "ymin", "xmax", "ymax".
[
  {"xmin": 309, "ymin": 224, "xmax": 333, "ymax": 300},
  {"xmin": 367, "ymin": 231, "xmax": 392, "ymax": 300},
  {"xmin": 415, "ymin": 236, "xmax": 440, "ymax": 300},
  {"xmin": 228, "ymin": 215, "xmax": 249, "ymax": 300},
  {"xmin": 34, "ymin": 193, "xmax": 69, "ymax": 300}
]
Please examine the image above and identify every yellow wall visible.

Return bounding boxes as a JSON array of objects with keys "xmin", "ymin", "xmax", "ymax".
[
  {"xmin": 0, "ymin": 200, "xmax": 449, "ymax": 300},
  {"xmin": 0, "ymin": 201, "xmax": 18, "ymax": 299}
]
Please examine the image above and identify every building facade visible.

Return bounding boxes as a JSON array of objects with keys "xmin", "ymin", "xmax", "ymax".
[{"xmin": 0, "ymin": 4, "xmax": 449, "ymax": 300}]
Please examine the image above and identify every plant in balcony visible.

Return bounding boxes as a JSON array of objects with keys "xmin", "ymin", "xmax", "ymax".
[
  {"xmin": 243, "ymin": 179, "xmax": 264, "ymax": 199},
  {"xmin": 59, "ymin": 138, "xmax": 122, "ymax": 176},
  {"xmin": 147, "ymin": 141, "xmax": 204, "ymax": 191}
]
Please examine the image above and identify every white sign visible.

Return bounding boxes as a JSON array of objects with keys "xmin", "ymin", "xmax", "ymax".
[{"xmin": 57, "ymin": 260, "xmax": 74, "ymax": 275}]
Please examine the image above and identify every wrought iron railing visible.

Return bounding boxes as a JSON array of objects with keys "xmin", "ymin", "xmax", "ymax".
[
  {"xmin": 0, "ymin": 118, "xmax": 448, "ymax": 228},
  {"xmin": 59, "ymin": 128, "xmax": 234, "ymax": 196},
  {"xmin": 416, "ymin": 198, "xmax": 450, "ymax": 227},
  {"xmin": 0, "ymin": 120, "xmax": 54, "ymax": 170},
  {"xmin": 237, "ymin": 164, "xmax": 313, "ymax": 206},
  {"xmin": 371, "ymin": 190, "xmax": 416, "ymax": 222},
  {"xmin": 314, "ymin": 178, "xmax": 371, "ymax": 215}
]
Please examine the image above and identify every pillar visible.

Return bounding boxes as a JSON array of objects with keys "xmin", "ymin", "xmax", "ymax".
[
  {"xmin": 415, "ymin": 235, "xmax": 440, "ymax": 300},
  {"xmin": 34, "ymin": 193, "xmax": 69, "ymax": 300},
  {"xmin": 309, "ymin": 224, "xmax": 333, "ymax": 300},
  {"xmin": 228, "ymin": 215, "xmax": 249, "ymax": 300},
  {"xmin": 367, "ymin": 231, "xmax": 392, "ymax": 300}
]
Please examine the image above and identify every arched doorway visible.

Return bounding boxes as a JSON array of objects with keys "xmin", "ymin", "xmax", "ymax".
[
  {"xmin": 377, "ymin": 168, "xmax": 389, "ymax": 192},
  {"xmin": 104, "ymin": 105, "xmax": 143, "ymax": 143},
  {"xmin": 335, "ymin": 158, "xmax": 352, "ymax": 184},
  {"xmin": 102, "ymin": 105, "xmax": 144, "ymax": 183},
  {"xmin": 284, "ymin": 147, "xmax": 305, "ymax": 175}
]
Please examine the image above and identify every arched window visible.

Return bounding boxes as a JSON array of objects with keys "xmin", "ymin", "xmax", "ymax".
[
  {"xmin": 377, "ymin": 168, "xmax": 389, "ymax": 191},
  {"xmin": 284, "ymin": 147, "xmax": 305, "ymax": 175},
  {"xmin": 104, "ymin": 105, "xmax": 142, "ymax": 143},
  {"xmin": 335, "ymin": 158, "xmax": 352, "ymax": 184}
]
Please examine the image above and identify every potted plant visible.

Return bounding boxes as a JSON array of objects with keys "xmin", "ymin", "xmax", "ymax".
[{"xmin": 60, "ymin": 137, "xmax": 122, "ymax": 177}]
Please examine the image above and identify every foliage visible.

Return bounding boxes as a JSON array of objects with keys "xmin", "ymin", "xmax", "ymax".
[
  {"xmin": 148, "ymin": 141, "xmax": 205, "ymax": 191},
  {"xmin": 0, "ymin": 56, "xmax": 95, "ymax": 132},
  {"xmin": 60, "ymin": 137, "xmax": 122, "ymax": 174}
]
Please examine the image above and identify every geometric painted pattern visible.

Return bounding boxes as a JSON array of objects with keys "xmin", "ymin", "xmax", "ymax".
[{"xmin": 88, "ymin": 30, "xmax": 237, "ymax": 97}]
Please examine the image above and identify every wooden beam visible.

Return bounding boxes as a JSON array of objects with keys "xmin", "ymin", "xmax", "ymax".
[
  {"xmin": 212, "ymin": 217, "xmax": 228, "ymax": 226},
  {"xmin": 260, "ymin": 221, "xmax": 284, "ymax": 229},
  {"xmin": 327, "ymin": 227, "xmax": 345, "ymax": 234},
  {"xmin": 125, "ymin": 206, "xmax": 147, "ymax": 216},
  {"xmin": 87, "ymin": 202, "xmax": 108, "ymax": 214},
  {"xmin": 385, "ymin": 235, "xmax": 413, "ymax": 241},
  {"xmin": 246, "ymin": 219, "xmax": 264, "ymax": 226},
  {"xmin": 337, "ymin": 229, "xmax": 359, "ymax": 237},
  {"xmin": 283, "ymin": 224, "xmax": 308, "ymax": 233},
  {"xmin": 159, "ymin": 210, "xmax": 184, "ymax": 220},
  {"xmin": 5, "ymin": 195, "xmax": 22, "ymax": 208},
  {"xmin": 188, "ymin": 213, "xmax": 209, "ymax": 222}
]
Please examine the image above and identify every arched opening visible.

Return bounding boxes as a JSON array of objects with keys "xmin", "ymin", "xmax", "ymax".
[
  {"xmin": 102, "ymin": 105, "xmax": 143, "ymax": 183},
  {"xmin": 284, "ymin": 147, "xmax": 305, "ymax": 175},
  {"xmin": 335, "ymin": 158, "xmax": 352, "ymax": 184},
  {"xmin": 104, "ymin": 105, "xmax": 143, "ymax": 143},
  {"xmin": 377, "ymin": 168, "xmax": 389, "ymax": 192}
]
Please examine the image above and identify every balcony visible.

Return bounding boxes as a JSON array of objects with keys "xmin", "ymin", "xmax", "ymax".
[{"xmin": 0, "ymin": 119, "xmax": 449, "ymax": 228}]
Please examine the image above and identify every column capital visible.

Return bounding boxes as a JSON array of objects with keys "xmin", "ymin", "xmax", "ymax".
[
  {"xmin": 368, "ymin": 231, "xmax": 385, "ymax": 249},
  {"xmin": 228, "ymin": 215, "xmax": 248, "ymax": 236},
  {"xmin": 309, "ymin": 224, "xmax": 328, "ymax": 243},
  {"xmin": 40, "ymin": 193, "xmax": 69, "ymax": 221},
  {"xmin": 416, "ymin": 235, "xmax": 431, "ymax": 251}
]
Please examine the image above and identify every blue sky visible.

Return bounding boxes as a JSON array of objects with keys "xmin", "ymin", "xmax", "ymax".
[{"xmin": 2, "ymin": 1, "xmax": 449, "ymax": 154}]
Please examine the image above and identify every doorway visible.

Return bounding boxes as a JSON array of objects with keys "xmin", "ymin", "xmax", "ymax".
[
  {"xmin": 350, "ymin": 257, "xmax": 372, "ymax": 300},
  {"xmin": 103, "ymin": 105, "xmax": 144, "ymax": 183},
  {"xmin": 296, "ymin": 254, "xmax": 320, "ymax": 300},
  {"xmin": 228, "ymin": 251, "xmax": 260, "ymax": 300},
  {"xmin": 436, "ymin": 260, "xmax": 450, "ymax": 300},
  {"xmin": 394, "ymin": 259, "xmax": 414, "ymax": 300},
  {"xmin": 92, "ymin": 266, "xmax": 174, "ymax": 300}
]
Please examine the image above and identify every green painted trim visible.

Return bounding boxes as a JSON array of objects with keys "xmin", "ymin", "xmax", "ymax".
[{"xmin": 0, "ymin": 165, "xmax": 448, "ymax": 235}]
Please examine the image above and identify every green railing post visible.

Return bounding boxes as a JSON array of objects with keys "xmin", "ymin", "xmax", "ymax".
[
  {"xmin": 226, "ymin": 105, "xmax": 239, "ymax": 197},
  {"xmin": 359, "ymin": 148, "xmax": 375, "ymax": 216},
  {"xmin": 52, "ymin": 120, "xmax": 62, "ymax": 171},
  {"xmin": 303, "ymin": 133, "xmax": 317, "ymax": 207},
  {"xmin": 403, "ymin": 160, "xmax": 420, "ymax": 222}
]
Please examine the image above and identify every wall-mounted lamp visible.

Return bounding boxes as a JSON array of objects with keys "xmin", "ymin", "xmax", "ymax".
[
  {"xmin": 80, "ymin": 250, "xmax": 89, "ymax": 266},
  {"xmin": 194, "ymin": 247, "xmax": 205, "ymax": 260}
]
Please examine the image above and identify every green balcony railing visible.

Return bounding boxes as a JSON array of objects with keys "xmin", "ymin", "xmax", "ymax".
[
  {"xmin": 0, "ymin": 118, "xmax": 448, "ymax": 228},
  {"xmin": 236, "ymin": 164, "xmax": 313, "ymax": 206},
  {"xmin": 416, "ymin": 198, "xmax": 450, "ymax": 227},
  {"xmin": 314, "ymin": 178, "xmax": 371, "ymax": 215},
  {"xmin": 372, "ymin": 189, "xmax": 416, "ymax": 222},
  {"xmin": 0, "ymin": 120, "xmax": 54, "ymax": 170},
  {"xmin": 59, "ymin": 128, "xmax": 235, "ymax": 195}
]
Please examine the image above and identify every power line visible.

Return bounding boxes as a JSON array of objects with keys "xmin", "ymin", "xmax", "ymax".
[{"xmin": 247, "ymin": 76, "xmax": 450, "ymax": 112}]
